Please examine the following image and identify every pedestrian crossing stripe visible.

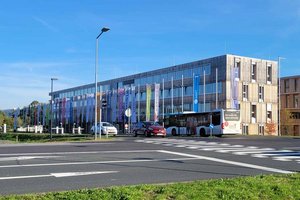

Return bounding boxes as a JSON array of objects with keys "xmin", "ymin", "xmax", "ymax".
[{"xmin": 135, "ymin": 139, "xmax": 300, "ymax": 164}]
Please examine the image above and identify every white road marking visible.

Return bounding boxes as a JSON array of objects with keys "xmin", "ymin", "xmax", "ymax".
[
  {"xmin": 0, "ymin": 157, "xmax": 198, "ymax": 168},
  {"xmin": 0, "ymin": 156, "xmax": 62, "ymax": 162},
  {"xmin": 137, "ymin": 139, "xmax": 300, "ymax": 164},
  {"xmin": 272, "ymin": 155, "xmax": 300, "ymax": 161},
  {"xmin": 159, "ymin": 150, "xmax": 294, "ymax": 174},
  {"xmin": 0, "ymin": 171, "xmax": 119, "ymax": 180},
  {"xmin": 251, "ymin": 150, "xmax": 293, "ymax": 158},
  {"xmin": 0, "ymin": 150, "xmax": 159, "ymax": 157}
]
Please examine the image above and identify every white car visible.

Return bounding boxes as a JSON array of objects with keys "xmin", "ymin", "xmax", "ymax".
[{"xmin": 91, "ymin": 122, "xmax": 118, "ymax": 136}]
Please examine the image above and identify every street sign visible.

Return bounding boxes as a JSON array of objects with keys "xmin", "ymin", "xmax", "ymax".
[
  {"xmin": 125, "ymin": 108, "xmax": 132, "ymax": 117},
  {"xmin": 209, "ymin": 124, "xmax": 214, "ymax": 129}
]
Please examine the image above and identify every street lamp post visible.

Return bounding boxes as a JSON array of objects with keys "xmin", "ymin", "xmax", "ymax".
[
  {"xmin": 95, "ymin": 27, "xmax": 110, "ymax": 140},
  {"xmin": 50, "ymin": 77, "xmax": 58, "ymax": 140}
]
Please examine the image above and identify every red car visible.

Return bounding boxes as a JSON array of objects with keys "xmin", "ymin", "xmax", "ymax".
[{"xmin": 133, "ymin": 121, "xmax": 166, "ymax": 137}]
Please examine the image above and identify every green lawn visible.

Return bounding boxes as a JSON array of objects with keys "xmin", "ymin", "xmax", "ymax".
[
  {"xmin": 0, "ymin": 133, "xmax": 109, "ymax": 143},
  {"xmin": 1, "ymin": 173, "xmax": 299, "ymax": 200}
]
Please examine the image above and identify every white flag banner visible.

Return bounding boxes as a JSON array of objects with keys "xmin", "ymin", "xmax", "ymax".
[{"xmin": 154, "ymin": 83, "xmax": 160, "ymax": 122}]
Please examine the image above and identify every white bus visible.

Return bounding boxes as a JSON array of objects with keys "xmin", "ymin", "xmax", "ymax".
[{"xmin": 164, "ymin": 109, "xmax": 241, "ymax": 137}]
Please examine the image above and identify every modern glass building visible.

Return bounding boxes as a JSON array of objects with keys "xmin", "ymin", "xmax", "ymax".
[{"xmin": 50, "ymin": 54, "xmax": 278, "ymax": 135}]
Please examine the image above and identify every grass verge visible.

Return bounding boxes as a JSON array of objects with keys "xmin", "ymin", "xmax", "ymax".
[
  {"xmin": 0, "ymin": 173, "xmax": 299, "ymax": 200},
  {"xmin": 0, "ymin": 133, "xmax": 105, "ymax": 143}
]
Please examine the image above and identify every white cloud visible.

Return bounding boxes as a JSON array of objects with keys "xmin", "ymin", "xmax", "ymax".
[{"xmin": 32, "ymin": 16, "xmax": 59, "ymax": 32}]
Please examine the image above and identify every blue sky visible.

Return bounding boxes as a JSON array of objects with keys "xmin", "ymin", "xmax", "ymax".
[{"xmin": 1, "ymin": 0, "xmax": 300, "ymax": 109}]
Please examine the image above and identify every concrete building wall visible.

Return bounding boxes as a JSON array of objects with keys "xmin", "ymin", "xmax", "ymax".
[
  {"xmin": 226, "ymin": 55, "xmax": 278, "ymax": 135},
  {"xmin": 280, "ymin": 75, "xmax": 300, "ymax": 136}
]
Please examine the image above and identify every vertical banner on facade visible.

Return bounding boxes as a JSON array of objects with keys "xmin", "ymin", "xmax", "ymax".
[
  {"xmin": 70, "ymin": 97, "xmax": 73, "ymax": 125},
  {"xmin": 46, "ymin": 104, "xmax": 50, "ymax": 127},
  {"xmin": 131, "ymin": 86, "xmax": 136, "ymax": 123},
  {"xmin": 118, "ymin": 88, "xmax": 125, "ymax": 122},
  {"xmin": 37, "ymin": 104, "xmax": 41, "ymax": 125},
  {"xmin": 111, "ymin": 89, "xmax": 117, "ymax": 122},
  {"xmin": 42, "ymin": 104, "xmax": 46, "ymax": 126},
  {"xmin": 146, "ymin": 84, "xmax": 151, "ymax": 121},
  {"xmin": 86, "ymin": 96, "xmax": 90, "ymax": 123},
  {"xmin": 13, "ymin": 108, "xmax": 19, "ymax": 130},
  {"xmin": 76, "ymin": 96, "xmax": 80, "ymax": 124},
  {"xmin": 61, "ymin": 98, "xmax": 66, "ymax": 125},
  {"xmin": 154, "ymin": 83, "xmax": 160, "ymax": 122},
  {"xmin": 81, "ymin": 95, "xmax": 85, "ymax": 124},
  {"xmin": 231, "ymin": 67, "xmax": 239, "ymax": 109},
  {"xmin": 193, "ymin": 74, "xmax": 200, "ymax": 112}
]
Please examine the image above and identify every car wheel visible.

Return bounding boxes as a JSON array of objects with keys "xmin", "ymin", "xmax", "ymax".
[
  {"xmin": 200, "ymin": 129, "xmax": 206, "ymax": 137},
  {"xmin": 145, "ymin": 131, "xmax": 150, "ymax": 137},
  {"xmin": 171, "ymin": 129, "xmax": 177, "ymax": 136}
]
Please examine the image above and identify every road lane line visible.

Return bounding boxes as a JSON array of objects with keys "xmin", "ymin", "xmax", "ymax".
[
  {"xmin": 159, "ymin": 150, "xmax": 294, "ymax": 174},
  {"xmin": 0, "ymin": 157, "xmax": 198, "ymax": 168},
  {"xmin": 0, "ymin": 150, "xmax": 159, "ymax": 157},
  {"xmin": 0, "ymin": 171, "xmax": 119, "ymax": 180},
  {"xmin": 0, "ymin": 156, "xmax": 62, "ymax": 162}
]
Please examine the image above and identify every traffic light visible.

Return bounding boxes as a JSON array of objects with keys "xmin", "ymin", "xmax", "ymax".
[{"xmin": 102, "ymin": 100, "xmax": 107, "ymax": 108}]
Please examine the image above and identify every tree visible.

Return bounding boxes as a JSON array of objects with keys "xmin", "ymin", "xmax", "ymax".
[
  {"xmin": 265, "ymin": 121, "xmax": 277, "ymax": 135},
  {"xmin": 30, "ymin": 100, "xmax": 39, "ymax": 107}
]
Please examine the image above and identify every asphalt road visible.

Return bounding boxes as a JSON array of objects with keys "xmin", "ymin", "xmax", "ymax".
[{"xmin": 0, "ymin": 136, "xmax": 299, "ymax": 195}]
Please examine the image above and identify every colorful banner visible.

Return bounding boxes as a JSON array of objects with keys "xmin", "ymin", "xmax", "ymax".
[
  {"xmin": 154, "ymin": 83, "xmax": 160, "ymax": 122},
  {"xmin": 70, "ymin": 97, "xmax": 73, "ymax": 125},
  {"xmin": 118, "ymin": 88, "xmax": 125, "ymax": 122},
  {"xmin": 13, "ymin": 108, "xmax": 19, "ymax": 130},
  {"xmin": 131, "ymin": 86, "xmax": 136, "ymax": 123},
  {"xmin": 193, "ymin": 74, "xmax": 200, "ymax": 112},
  {"xmin": 37, "ymin": 104, "xmax": 41, "ymax": 125},
  {"xmin": 111, "ymin": 89, "xmax": 117, "ymax": 122},
  {"xmin": 42, "ymin": 104, "xmax": 46, "ymax": 126},
  {"xmin": 146, "ymin": 84, "xmax": 151, "ymax": 121},
  {"xmin": 231, "ymin": 67, "xmax": 239, "ymax": 109}
]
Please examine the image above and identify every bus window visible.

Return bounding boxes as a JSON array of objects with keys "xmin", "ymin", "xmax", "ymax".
[{"xmin": 212, "ymin": 112, "xmax": 221, "ymax": 125}]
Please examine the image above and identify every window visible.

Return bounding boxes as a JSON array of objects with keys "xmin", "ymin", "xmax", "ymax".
[
  {"xmin": 251, "ymin": 63, "xmax": 257, "ymax": 82},
  {"xmin": 267, "ymin": 111, "xmax": 272, "ymax": 122},
  {"xmin": 294, "ymin": 95, "xmax": 299, "ymax": 108},
  {"xmin": 258, "ymin": 86, "xmax": 264, "ymax": 102},
  {"xmin": 235, "ymin": 66, "xmax": 240, "ymax": 79},
  {"xmin": 258, "ymin": 124, "xmax": 264, "ymax": 135},
  {"xmin": 267, "ymin": 65, "xmax": 272, "ymax": 83},
  {"xmin": 243, "ymin": 84, "xmax": 249, "ymax": 101},
  {"xmin": 284, "ymin": 80, "xmax": 289, "ymax": 93},
  {"xmin": 242, "ymin": 124, "xmax": 249, "ymax": 135},
  {"xmin": 251, "ymin": 104, "xmax": 257, "ymax": 123}
]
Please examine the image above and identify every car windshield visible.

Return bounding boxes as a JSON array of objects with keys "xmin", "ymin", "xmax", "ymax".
[
  {"xmin": 144, "ymin": 122, "xmax": 160, "ymax": 127},
  {"xmin": 102, "ymin": 122, "xmax": 113, "ymax": 127}
]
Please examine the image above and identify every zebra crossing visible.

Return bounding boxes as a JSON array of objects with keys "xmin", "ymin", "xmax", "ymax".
[{"xmin": 135, "ymin": 138, "xmax": 300, "ymax": 164}]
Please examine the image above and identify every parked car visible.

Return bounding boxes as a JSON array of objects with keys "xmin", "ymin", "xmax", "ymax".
[
  {"xmin": 91, "ymin": 122, "xmax": 118, "ymax": 136},
  {"xmin": 133, "ymin": 121, "xmax": 166, "ymax": 137}
]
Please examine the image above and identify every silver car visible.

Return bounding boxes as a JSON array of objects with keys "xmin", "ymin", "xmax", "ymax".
[{"xmin": 91, "ymin": 122, "xmax": 118, "ymax": 136}]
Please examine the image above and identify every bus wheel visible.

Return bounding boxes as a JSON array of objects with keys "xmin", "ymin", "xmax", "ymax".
[
  {"xmin": 200, "ymin": 129, "xmax": 206, "ymax": 137},
  {"xmin": 171, "ymin": 129, "xmax": 177, "ymax": 136}
]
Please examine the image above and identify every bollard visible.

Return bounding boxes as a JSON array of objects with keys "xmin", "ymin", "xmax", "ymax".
[
  {"xmin": 56, "ymin": 126, "xmax": 59, "ymax": 134},
  {"xmin": 72, "ymin": 128, "xmax": 75, "ymax": 134},
  {"xmin": 3, "ymin": 124, "xmax": 6, "ymax": 133},
  {"xmin": 34, "ymin": 126, "xmax": 37, "ymax": 133},
  {"xmin": 61, "ymin": 128, "xmax": 64, "ymax": 134},
  {"xmin": 27, "ymin": 125, "xmax": 30, "ymax": 133},
  {"xmin": 78, "ymin": 127, "xmax": 81, "ymax": 134},
  {"xmin": 39, "ymin": 127, "xmax": 43, "ymax": 133}
]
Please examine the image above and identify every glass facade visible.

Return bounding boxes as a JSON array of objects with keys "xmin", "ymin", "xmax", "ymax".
[{"xmin": 50, "ymin": 55, "xmax": 231, "ymax": 133}]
